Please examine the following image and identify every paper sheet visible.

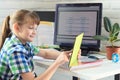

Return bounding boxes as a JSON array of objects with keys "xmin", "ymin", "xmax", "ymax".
[{"xmin": 69, "ymin": 33, "xmax": 84, "ymax": 67}]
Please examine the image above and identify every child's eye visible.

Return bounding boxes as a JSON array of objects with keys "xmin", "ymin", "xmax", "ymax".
[
  {"xmin": 29, "ymin": 27, "xmax": 33, "ymax": 29},
  {"xmin": 28, "ymin": 27, "xmax": 37, "ymax": 31},
  {"xmin": 28, "ymin": 26, "xmax": 34, "ymax": 29}
]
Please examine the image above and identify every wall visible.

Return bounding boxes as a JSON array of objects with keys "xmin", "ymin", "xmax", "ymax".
[
  {"xmin": 0, "ymin": 1, "xmax": 119, "ymax": 80},
  {"xmin": 0, "ymin": 0, "xmax": 120, "ymax": 23},
  {"xmin": 0, "ymin": 0, "xmax": 120, "ymax": 50}
]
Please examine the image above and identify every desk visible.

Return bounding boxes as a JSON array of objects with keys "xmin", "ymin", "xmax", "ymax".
[{"xmin": 34, "ymin": 58, "xmax": 120, "ymax": 80}]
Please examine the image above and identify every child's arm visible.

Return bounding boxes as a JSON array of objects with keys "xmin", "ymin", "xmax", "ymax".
[
  {"xmin": 21, "ymin": 51, "xmax": 71, "ymax": 80},
  {"xmin": 36, "ymin": 49, "xmax": 61, "ymax": 60},
  {"xmin": 21, "ymin": 60, "xmax": 59, "ymax": 80}
]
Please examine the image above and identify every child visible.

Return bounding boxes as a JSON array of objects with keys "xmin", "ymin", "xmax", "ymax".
[{"xmin": 0, "ymin": 9, "xmax": 75, "ymax": 80}]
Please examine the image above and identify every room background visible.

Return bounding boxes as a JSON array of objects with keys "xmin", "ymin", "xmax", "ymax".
[
  {"xmin": 0, "ymin": 0, "xmax": 120, "ymax": 52},
  {"xmin": 0, "ymin": 0, "xmax": 119, "ymax": 80}
]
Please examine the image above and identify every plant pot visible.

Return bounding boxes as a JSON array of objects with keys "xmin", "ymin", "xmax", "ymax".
[{"xmin": 106, "ymin": 46, "xmax": 120, "ymax": 60}]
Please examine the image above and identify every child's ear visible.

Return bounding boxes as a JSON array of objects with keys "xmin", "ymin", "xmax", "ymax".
[{"xmin": 13, "ymin": 23, "xmax": 20, "ymax": 32}]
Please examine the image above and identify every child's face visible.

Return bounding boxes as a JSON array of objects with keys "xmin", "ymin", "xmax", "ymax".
[{"xmin": 18, "ymin": 23, "xmax": 38, "ymax": 44}]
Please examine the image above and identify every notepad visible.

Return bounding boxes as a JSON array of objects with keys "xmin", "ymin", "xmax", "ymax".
[{"xmin": 69, "ymin": 33, "xmax": 84, "ymax": 67}]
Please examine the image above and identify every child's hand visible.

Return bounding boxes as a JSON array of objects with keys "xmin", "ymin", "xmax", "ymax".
[
  {"xmin": 55, "ymin": 50, "xmax": 72, "ymax": 65},
  {"xmin": 55, "ymin": 49, "xmax": 81, "ymax": 66},
  {"xmin": 78, "ymin": 49, "xmax": 81, "ymax": 60}
]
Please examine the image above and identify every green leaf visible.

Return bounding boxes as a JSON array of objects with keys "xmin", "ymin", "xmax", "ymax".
[
  {"xmin": 112, "ymin": 31, "xmax": 120, "ymax": 39},
  {"xmin": 112, "ymin": 23, "xmax": 120, "ymax": 34},
  {"xmin": 109, "ymin": 23, "xmax": 120, "ymax": 39},
  {"xmin": 92, "ymin": 35, "xmax": 109, "ymax": 41},
  {"xmin": 104, "ymin": 17, "xmax": 112, "ymax": 32},
  {"xmin": 114, "ymin": 39, "xmax": 120, "ymax": 42}
]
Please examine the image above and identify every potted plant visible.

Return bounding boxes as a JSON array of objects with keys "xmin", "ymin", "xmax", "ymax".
[{"xmin": 93, "ymin": 16, "xmax": 120, "ymax": 60}]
